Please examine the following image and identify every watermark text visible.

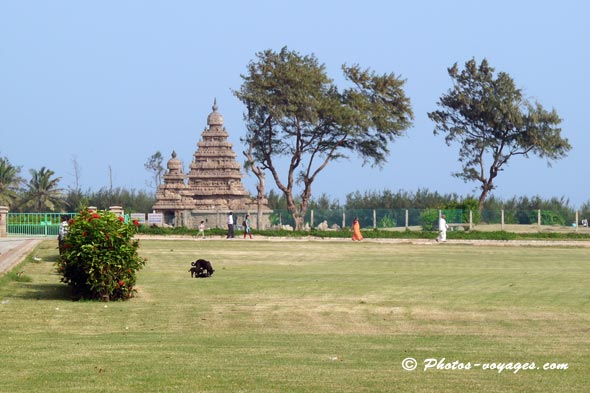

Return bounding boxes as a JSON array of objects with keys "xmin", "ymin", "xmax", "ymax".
[{"xmin": 401, "ymin": 357, "xmax": 568, "ymax": 374}]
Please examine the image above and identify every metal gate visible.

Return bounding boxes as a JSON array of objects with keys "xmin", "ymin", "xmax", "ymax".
[{"xmin": 7, "ymin": 213, "xmax": 76, "ymax": 237}]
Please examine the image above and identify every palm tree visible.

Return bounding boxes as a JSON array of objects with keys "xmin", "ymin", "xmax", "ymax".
[
  {"xmin": 22, "ymin": 167, "xmax": 64, "ymax": 212},
  {"xmin": 0, "ymin": 156, "xmax": 23, "ymax": 207}
]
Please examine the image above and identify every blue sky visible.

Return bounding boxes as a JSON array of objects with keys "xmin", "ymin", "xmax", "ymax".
[{"xmin": 1, "ymin": 0, "xmax": 588, "ymax": 207}]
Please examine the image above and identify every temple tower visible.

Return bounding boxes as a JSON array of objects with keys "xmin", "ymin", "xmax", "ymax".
[
  {"xmin": 186, "ymin": 99, "xmax": 251, "ymax": 210},
  {"xmin": 152, "ymin": 99, "xmax": 271, "ymax": 229},
  {"xmin": 152, "ymin": 151, "xmax": 190, "ymax": 225}
]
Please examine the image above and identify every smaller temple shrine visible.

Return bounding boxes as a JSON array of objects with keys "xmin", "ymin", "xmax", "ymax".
[{"xmin": 152, "ymin": 99, "xmax": 271, "ymax": 229}]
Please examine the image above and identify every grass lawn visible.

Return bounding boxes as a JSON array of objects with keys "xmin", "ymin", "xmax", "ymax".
[{"xmin": 0, "ymin": 239, "xmax": 588, "ymax": 392}]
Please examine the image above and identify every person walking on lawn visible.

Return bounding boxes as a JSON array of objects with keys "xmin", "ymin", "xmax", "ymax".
[{"xmin": 243, "ymin": 214, "xmax": 253, "ymax": 239}]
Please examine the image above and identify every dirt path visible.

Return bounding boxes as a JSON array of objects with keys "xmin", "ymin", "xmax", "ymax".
[
  {"xmin": 135, "ymin": 234, "xmax": 590, "ymax": 247},
  {"xmin": 0, "ymin": 238, "xmax": 44, "ymax": 275}
]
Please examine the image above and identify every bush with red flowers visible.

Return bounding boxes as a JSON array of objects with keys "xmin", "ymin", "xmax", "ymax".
[{"xmin": 56, "ymin": 209, "xmax": 146, "ymax": 301}]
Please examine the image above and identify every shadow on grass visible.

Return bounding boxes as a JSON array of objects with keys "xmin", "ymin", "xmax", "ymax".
[
  {"xmin": 40, "ymin": 254, "xmax": 60, "ymax": 263},
  {"xmin": 16, "ymin": 283, "xmax": 72, "ymax": 301}
]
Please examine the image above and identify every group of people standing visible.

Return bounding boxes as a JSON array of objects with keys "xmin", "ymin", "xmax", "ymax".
[
  {"xmin": 225, "ymin": 212, "xmax": 252, "ymax": 239},
  {"xmin": 197, "ymin": 212, "xmax": 254, "ymax": 239}
]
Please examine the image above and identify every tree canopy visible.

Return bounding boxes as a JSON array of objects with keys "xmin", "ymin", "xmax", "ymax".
[
  {"xmin": 0, "ymin": 156, "xmax": 23, "ymax": 207},
  {"xmin": 144, "ymin": 151, "xmax": 165, "ymax": 191},
  {"xmin": 234, "ymin": 47, "xmax": 413, "ymax": 229},
  {"xmin": 428, "ymin": 58, "xmax": 571, "ymax": 211},
  {"xmin": 22, "ymin": 167, "xmax": 64, "ymax": 212}
]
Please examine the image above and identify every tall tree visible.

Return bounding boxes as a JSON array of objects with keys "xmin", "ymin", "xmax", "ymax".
[
  {"xmin": 22, "ymin": 167, "xmax": 64, "ymax": 212},
  {"xmin": 428, "ymin": 59, "xmax": 571, "ymax": 211},
  {"xmin": 144, "ymin": 151, "xmax": 165, "ymax": 191},
  {"xmin": 235, "ymin": 47, "xmax": 413, "ymax": 230},
  {"xmin": 0, "ymin": 156, "xmax": 23, "ymax": 207}
]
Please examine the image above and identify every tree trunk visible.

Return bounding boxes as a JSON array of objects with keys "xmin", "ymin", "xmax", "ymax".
[
  {"xmin": 477, "ymin": 190, "xmax": 488, "ymax": 213},
  {"xmin": 297, "ymin": 181, "xmax": 313, "ymax": 231},
  {"xmin": 242, "ymin": 143, "xmax": 266, "ymax": 230},
  {"xmin": 256, "ymin": 197, "xmax": 262, "ymax": 230},
  {"xmin": 253, "ymin": 167, "xmax": 265, "ymax": 230},
  {"xmin": 292, "ymin": 213, "xmax": 304, "ymax": 231},
  {"xmin": 286, "ymin": 194, "xmax": 304, "ymax": 231},
  {"xmin": 478, "ymin": 181, "xmax": 494, "ymax": 212}
]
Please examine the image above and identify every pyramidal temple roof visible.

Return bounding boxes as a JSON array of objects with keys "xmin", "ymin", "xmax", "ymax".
[
  {"xmin": 153, "ymin": 99, "xmax": 269, "ymax": 212},
  {"xmin": 186, "ymin": 99, "xmax": 250, "ymax": 203}
]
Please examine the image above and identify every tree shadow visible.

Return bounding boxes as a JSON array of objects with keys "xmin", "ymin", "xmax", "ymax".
[
  {"xmin": 40, "ymin": 254, "xmax": 60, "ymax": 263},
  {"xmin": 16, "ymin": 283, "xmax": 72, "ymax": 301}
]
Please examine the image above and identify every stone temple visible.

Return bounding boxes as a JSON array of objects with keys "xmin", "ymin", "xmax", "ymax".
[{"xmin": 152, "ymin": 99, "xmax": 271, "ymax": 229}]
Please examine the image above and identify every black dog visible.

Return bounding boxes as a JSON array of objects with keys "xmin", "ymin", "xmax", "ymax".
[{"xmin": 189, "ymin": 259, "xmax": 215, "ymax": 278}]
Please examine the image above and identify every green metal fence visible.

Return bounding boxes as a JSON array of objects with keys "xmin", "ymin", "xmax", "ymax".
[
  {"xmin": 5, "ymin": 209, "xmax": 586, "ymax": 234},
  {"xmin": 7, "ymin": 213, "xmax": 76, "ymax": 236},
  {"xmin": 269, "ymin": 208, "xmax": 584, "ymax": 230},
  {"xmin": 270, "ymin": 208, "xmax": 468, "ymax": 229}
]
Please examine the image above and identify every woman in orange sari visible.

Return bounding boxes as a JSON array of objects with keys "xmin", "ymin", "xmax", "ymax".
[{"xmin": 352, "ymin": 217, "xmax": 363, "ymax": 241}]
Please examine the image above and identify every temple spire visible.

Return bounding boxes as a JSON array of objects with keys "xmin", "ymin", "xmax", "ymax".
[{"xmin": 207, "ymin": 97, "xmax": 223, "ymax": 126}]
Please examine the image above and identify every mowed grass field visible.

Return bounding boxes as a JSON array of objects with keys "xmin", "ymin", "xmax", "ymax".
[{"xmin": 0, "ymin": 238, "xmax": 588, "ymax": 393}]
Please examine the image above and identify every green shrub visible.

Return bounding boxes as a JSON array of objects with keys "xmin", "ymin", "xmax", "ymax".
[
  {"xmin": 56, "ymin": 209, "xmax": 146, "ymax": 301},
  {"xmin": 538, "ymin": 210, "xmax": 567, "ymax": 226},
  {"xmin": 378, "ymin": 214, "xmax": 396, "ymax": 228},
  {"xmin": 420, "ymin": 209, "xmax": 439, "ymax": 231}
]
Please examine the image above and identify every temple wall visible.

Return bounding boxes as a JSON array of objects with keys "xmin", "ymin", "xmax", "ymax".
[{"xmin": 181, "ymin": 209, "xmax": 272, "ymax": 230}]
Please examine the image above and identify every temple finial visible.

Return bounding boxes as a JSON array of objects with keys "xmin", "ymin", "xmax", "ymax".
[
  {"xmin": 212, "ymin": 98, "xmax": 218, "ymax": 112},
  {"xmin": 171, "ymin": 150, "xmax": 177, "ymax": 158}
]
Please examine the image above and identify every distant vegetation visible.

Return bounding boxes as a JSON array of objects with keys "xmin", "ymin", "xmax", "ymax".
[
  {"xmin": 0, "ymin": 155, "xmax": 155, "ymax": 213},
  {"xmin": 5, "ymin": 185, "xmax": 156, "ymax": 214},
  {"xmin": 1, "ymin": 155, "xmax": 589, "ymax": 225}
]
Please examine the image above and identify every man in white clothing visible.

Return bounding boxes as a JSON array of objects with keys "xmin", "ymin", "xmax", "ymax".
[
  {"xmin": 436, "ymin": 214, "xmax": 448, "ymax": 242},
  {"xmin": 226, "ymin": 212, "xmax": 235, "ymax": 239}
]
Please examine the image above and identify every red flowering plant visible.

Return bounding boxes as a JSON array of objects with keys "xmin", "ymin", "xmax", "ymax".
[{"xmin": 56, "ymin": 209, "xmax": 146, "ymax": 301}]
